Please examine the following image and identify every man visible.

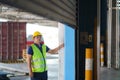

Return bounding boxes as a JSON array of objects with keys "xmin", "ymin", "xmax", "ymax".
[{"xmin": 27, "ymin": 31, "xmax": 64, "ymax": 80}]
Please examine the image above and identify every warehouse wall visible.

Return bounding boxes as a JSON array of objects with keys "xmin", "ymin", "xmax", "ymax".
[
  {"xmin": 58, "ymin": 23, "xmax": 65, "ymax": 80},
  {"xmin": 64, "ymin": 25, "xmax": 75, "ymax": 80},
  {"xmin": 58, "ymin": 23, "xmax": 75, "ymax": 80}
]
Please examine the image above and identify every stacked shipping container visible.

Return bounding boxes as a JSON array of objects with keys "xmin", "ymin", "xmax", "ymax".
[{"xmin": 0, "ymin": 22, "xmax": 26, "ymax": 62}]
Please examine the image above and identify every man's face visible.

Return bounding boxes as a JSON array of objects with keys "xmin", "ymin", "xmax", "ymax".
[{"xmin": 34, "ymin": 35, "xmax": 41, "ymax": 43}]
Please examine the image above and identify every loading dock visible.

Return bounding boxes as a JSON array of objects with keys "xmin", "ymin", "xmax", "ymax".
[{"xmin": 0, "ymin": 0, "xmax": 120, "ymax": 80}]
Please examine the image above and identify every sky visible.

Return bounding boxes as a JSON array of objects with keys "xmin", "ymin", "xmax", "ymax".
[{"xmin": 26, "ymin": 23, "xmax": 59, "ymax": 48}]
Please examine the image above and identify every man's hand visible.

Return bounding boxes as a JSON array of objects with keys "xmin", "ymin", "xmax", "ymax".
[
  {"xmin": 59, "ymin": 43, "xmax": 64, "ymax": 49},
  {"xmin": 29, "ymin": 71, "xmax": 33, "ymax": 77},
  {"xmin": 48, "ymin": 43, "xmax": 64, "ymax": 54},
  {"xmin": 27, "ymin": 54, "xmax": 33, "ymax": 78}
]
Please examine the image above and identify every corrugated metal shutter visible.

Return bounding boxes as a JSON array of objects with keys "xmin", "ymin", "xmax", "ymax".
[{"xmin": 0, "ymin": 0, "xmax": 77, "ymax": 28}]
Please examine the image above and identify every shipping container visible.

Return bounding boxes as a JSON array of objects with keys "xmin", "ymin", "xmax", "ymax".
[{"xmin": 0, "ymin": 22, "xmax": 26, "ymax": 61}]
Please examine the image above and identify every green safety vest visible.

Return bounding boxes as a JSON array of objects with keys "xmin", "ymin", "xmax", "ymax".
[{"xmin": 31, "ymin": 44, "xmax": 47, "ymax": 72}]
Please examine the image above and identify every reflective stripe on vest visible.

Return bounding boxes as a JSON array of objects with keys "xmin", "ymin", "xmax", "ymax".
[{"xmin": 31, "ymin": 44, "xmax": 47, "ymax": 72}]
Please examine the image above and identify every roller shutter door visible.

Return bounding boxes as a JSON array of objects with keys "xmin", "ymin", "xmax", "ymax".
[{"xmin": 0, "ymin": 0, "xmax": 77, "ymax": 28}]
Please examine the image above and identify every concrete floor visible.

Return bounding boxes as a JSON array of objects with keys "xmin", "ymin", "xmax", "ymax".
[
  {"xmin": 1, "ymin": 55, "xmax": 120, "ymax": 80},
  {"xmin": 101, "ymin": 67, "xmax": 120, "ymax": 80},
  {"xmin": 0, "ymin": 54, "xmax": 58, "ymax": 80}
]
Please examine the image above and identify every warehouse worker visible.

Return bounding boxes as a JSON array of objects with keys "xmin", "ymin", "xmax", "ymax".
[{"xmin": 27, "ymin": 31, "xmax": 64, "ymax": 80}]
